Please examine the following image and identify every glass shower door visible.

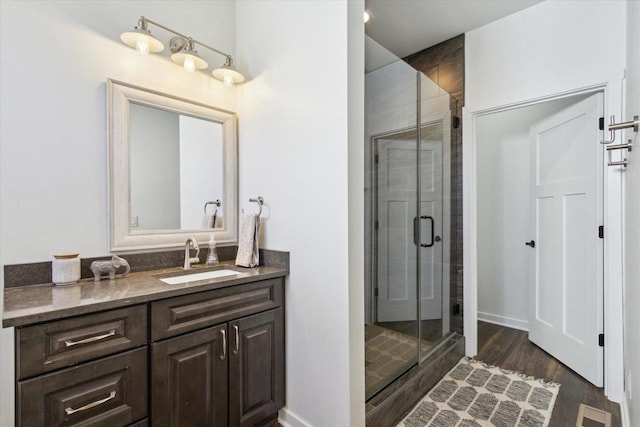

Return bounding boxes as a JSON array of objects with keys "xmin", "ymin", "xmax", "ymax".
[
  {"xmin": 364, "ymin": 36, "xmax": 455, "ymax": 400},
  {"xmin": 365, "ymin": 52, "xmax": 420, "ymax": 400},
  {"xmin": 417, "ymin": 74, "xmax": 454, "ymax": 359}
]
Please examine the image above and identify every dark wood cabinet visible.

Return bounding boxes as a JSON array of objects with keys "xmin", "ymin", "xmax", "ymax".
[
  {"xmin": 150, "ymin": 278, "xmax": 283, "ymax": 341},
  {"xmin": 230, "ymin": 308, "xmax": 285, "ymax": 427},
  {"xmin": 151, "ymin": 325, "xmax": 229, "ymax": 427},
  {"xmin": 151, "ymin": 307, "xmax": 285, "ymax": 427},
  {"xmin": 18, "ymin": 347, "xmax": 147, "ymax": 426},
  {"xmin": 17, "ymin": 305, "xmax": 147, "ymax": 379},
  {"xmin": 15, "ymin": 277, "xmax": 285, "ymax": 427}
]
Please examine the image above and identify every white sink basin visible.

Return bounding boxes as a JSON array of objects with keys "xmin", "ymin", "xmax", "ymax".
[{"xmin": 160, "ymin": 269, "xmax": 239, "ymax": 285}]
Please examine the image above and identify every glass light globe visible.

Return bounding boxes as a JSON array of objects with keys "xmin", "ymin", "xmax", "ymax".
[{"xmin": 223, "ymin": 74, "xmax": 234, "ymax": 87}]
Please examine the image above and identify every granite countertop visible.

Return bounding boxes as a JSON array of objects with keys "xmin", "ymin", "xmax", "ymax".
[{"xmin": 3, "ymin": 261, "xmax": 287, "ymax": 328}]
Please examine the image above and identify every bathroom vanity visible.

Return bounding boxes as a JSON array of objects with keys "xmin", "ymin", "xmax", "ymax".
[{"xmin": 3, "ymin": 261, "xmax": 287, "ymax": 427}]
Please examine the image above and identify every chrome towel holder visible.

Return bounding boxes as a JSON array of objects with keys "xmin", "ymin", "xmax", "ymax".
[
  {"xmin": 600, "ymin": 115, "xmax": 637, "ymax": 168},
  {"xmin": 249, "ymin": 196, "xmax": 264, "ymax": 216},
  {"xmin": 600, "ymin": 115, "xmax": 638, "ymax": 145},
  {"xmin": 204, "ymin": 200, "xmax": 221, "ymax": 214}
]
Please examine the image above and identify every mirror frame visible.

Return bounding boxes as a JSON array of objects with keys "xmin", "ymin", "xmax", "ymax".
[{"xmin": 107, "ymin": 79, "xmax": 238, "ymax": 252}]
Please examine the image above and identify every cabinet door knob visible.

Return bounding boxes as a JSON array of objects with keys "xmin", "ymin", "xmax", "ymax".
[
  {"xmin": 525, "ymin": 240, "xmax": 536, "ymax": 248},
  {"xmin": 219, "ymin": 329, "xmax": 226, "ymax": 360},
  {"xmin": 233, "ymin": 325, "xmax": 239, "ymax": 355}
]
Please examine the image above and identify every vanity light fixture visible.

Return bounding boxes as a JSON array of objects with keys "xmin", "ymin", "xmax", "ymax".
[
  {"xmin": 120, "ymin": 18, "xmax": 164, "ymax": 55},
  {"xmin": 120, "ymin": 16, "xmax": 245, "ymax": 86},
  {"xmin": 170, "ymin": 37, "xmax": 207, "ymax": 72}
]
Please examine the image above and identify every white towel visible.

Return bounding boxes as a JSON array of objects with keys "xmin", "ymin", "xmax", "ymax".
[
  {"xmin": 235, "ymin": 213, "xmax": 260, "ymax": 267},
  {"xmin": 201, "ymin": 214, "xmax": 214, "ymax": 228}
]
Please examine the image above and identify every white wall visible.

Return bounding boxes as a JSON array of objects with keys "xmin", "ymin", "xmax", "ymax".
[
  {"xmin": 623, "ymin": 1, "xmax": 640, "ymax": 425},
  {"xmin": 235, "ymin": 1, "xmax": 364, "ymax": 426},
  {"xmin": 466, "ymin": 0, "xmax": 626, "ymax": 110},
  {"xmin": 0, "ymin": 2, "xmax": 236, "ymax": 426},
  {"xmin": 476, "ymin": 96, "xmax": 588, "ymax": 331}
]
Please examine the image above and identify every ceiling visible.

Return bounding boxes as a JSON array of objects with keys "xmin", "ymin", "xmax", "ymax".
[{"xmin": 365, "ymin": 0, "xmax": 544, "ymax": 60}]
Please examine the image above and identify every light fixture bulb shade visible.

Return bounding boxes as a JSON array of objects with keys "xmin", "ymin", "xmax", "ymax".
[
  {"xmin": 212, "ymin": 64, "xmax": 245, "ymax": 86},
  {"xmin": 171, "ymin": 49, "xmax": 208, "ymax": 70},
  {"xmin": 121, "ymin": 29, "xmax": 164, "ymax": 53}
]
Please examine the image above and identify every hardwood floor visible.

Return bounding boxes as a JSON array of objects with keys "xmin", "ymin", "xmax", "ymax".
[{"xmin": 477, "ymin": 321, "xmax": 621, "ymax": 427}]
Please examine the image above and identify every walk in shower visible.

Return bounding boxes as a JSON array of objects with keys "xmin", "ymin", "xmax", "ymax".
[{"xmin": 364, "ymin": 37, "xmax": 461, "ymax": 401}]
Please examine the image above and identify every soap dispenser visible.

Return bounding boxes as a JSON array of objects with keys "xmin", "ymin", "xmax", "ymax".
[{"xmin": 206, "ymin": 234, "xmax": 219, "ymax": 265}]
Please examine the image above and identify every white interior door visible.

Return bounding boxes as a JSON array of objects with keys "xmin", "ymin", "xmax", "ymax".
[
  {"xmin": 377, "ymin": 138, "xmax": 443, "ymax": 322},
  {"xmin": 419, "ymin": 143, "xmax": 443, "ymax": 321},
  {"xmin": 528, "ymin": 93, "xmax": 604, "ymax": 387}
]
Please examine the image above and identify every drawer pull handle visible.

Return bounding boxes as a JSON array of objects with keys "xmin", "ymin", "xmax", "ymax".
[
  {"xmin": 233, "ymin": 325, "xmax": 239, "ymax": 355},
  {"xmin": 220, "ymin": 329, "xmax": 226, "ymax": 360},
  {"xmin": 64, "ymin": 330, "xmax": 116, "ymax": 347},
  {"xmin": 65, "ymin": 391, "xmax": 116, "ymax": 415}
]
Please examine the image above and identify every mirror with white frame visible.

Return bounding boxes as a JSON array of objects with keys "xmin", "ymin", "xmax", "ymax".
[{"xmin": 108, "ymin": 79, "xmax": 238, "ymax": 252}]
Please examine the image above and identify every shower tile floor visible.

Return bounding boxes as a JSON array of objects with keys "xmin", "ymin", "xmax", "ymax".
[{"xmin": 365, "ymin": 324, "xmax": 433, "ymax": 398}]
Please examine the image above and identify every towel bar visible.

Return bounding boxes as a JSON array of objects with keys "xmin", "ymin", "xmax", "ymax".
[
  {"xmin": 601, "ymin": 115, "xmax": 638, "ymax": 144},
  {"xmin": 204, "ymin": 200, "xmax": 221, "ymax": 214},
  {"xmin": 249, "ymin": 196, "xmax": 264, "ymax": 216}
]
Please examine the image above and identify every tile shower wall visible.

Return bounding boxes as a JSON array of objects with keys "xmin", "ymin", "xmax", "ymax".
[{"xmin": 405, "ymin": 35, "xmax": 464, "ymax": 334}]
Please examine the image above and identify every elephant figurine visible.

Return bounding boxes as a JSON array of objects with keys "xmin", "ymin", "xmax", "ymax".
[{"xmin": 90, "ymin": 255, "xmax": 130, "ymax": 282}]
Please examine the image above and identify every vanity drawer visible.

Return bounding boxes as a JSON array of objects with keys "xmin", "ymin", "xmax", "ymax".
[
  {"xmin": 17, "ymin": 304, "xmax": 147, "ymax": 379},
  {"xmin": 151, "ymin": 278, "xmax": 284, "ymax": 341},
  {"xmin": 17, "ymin": 347, "xmax": 147, "ymax": 427}
]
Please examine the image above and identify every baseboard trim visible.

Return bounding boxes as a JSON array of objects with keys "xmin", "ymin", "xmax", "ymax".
[
  {"xmin": 620, "ymin": 395, "xmax": 631, "ymax": 427},
  {"xmin": 477, "ymin": 312, "xmax": 529, "ymax": 331},
  {"xmin": 279, "ymin": 408, "xmax": 311, "ymax": 427}
]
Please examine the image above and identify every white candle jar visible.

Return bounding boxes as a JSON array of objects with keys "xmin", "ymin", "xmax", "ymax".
[{"xmin": 52, "ymin": 254, "xmax": 81, "ymax": 285}]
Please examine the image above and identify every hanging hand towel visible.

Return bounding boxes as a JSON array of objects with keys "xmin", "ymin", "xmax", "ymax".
[
  {"xmin": 235, "ymin": 213, "xmax": 260, "ymax": 267},
  {"xmin": 201, "ymin": 214, "xmax": 214, "ymax": 228}
]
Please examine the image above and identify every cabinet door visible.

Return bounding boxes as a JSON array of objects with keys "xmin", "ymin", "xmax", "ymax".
[
  {"xmin": 151, "ymin": 325, "xmax": 228, "ymax": 427},
  {"xmin": 229, "ymin": 308, "xmax": 285, "ymax": 427}
]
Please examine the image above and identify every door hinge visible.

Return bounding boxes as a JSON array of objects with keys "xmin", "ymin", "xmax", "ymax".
[
  {"xmin": 374, "ymin": 287, "xmax": 379, "ymax": 297},
  {"xmin": 599, "ymin": 225, "xmax": 604, "ymax": 239},
  {"xmin": 452, "ymin": 303, "xmax": 461, "ymax": 315},
  {"xmin": 453, "ymin": 116, "xmax": 460, "ymax": 129},
  {"xmin": 375, "ymin": 220, "xmax": 379, "ymax": 230},
  {"xmin": 374, "ymin": 154, "xmax": 379, "ymax": 164},
  {"xmin": 599, "ymin": 117, "xmax": 605, "ymax": 131},
  {"xmin": 599, "ymin": 333, "xmax": 605, "ymax": 347}
]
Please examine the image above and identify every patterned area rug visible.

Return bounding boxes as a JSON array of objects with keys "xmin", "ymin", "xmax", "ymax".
[
  {"xmin": 397, "ymin": 357, "xmax": 560, "ymax": 427},
  {"xmin": 365, "ymin": 324, "xmax": 431, "ymax": 398}
]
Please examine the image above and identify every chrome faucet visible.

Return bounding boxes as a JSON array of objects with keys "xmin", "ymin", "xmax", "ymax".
[{"xmin": 184, "ymin": 237, "xmax": 200, "ymax": 270}]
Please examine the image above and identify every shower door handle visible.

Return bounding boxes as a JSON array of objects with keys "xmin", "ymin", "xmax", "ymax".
[
  {"xmin": 421, "ymin": 215, "xmax": 435, "ymax": 248},
  {"xmin": 413, "ymin": 215, "xmax": 435, "ymax": 248}
]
